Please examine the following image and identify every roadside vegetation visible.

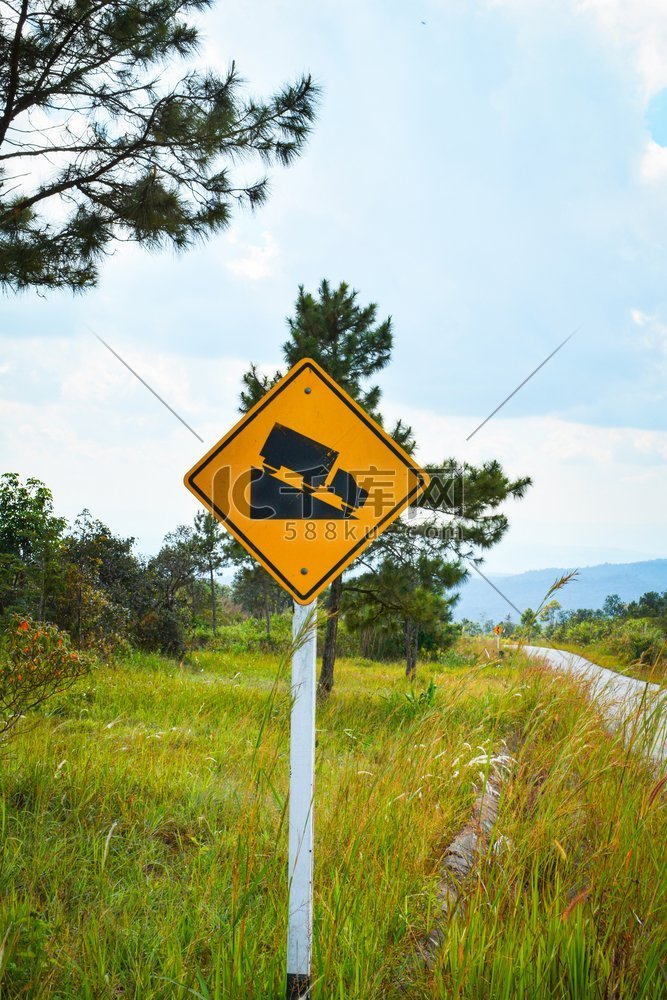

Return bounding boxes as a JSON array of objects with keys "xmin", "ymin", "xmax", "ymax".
[
  {"xmin": 542, "ymin": 638, "xmax": 666, "ymax": 687},
  {"xmin": 0, "ymin": 643, "xmax": 664, "ymax": 997},
  {"xmin": 469, "ymin": 589, "xmax": 667, "ymax": 686},
  {"xmin": 545, "ymin": 600, "xmax": 666, "ymax": 685}
]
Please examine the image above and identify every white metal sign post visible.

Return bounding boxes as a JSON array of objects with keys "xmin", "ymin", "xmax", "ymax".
[{"xmin": 286, "ymin": 599, "xmax": 317, "ymax": 999}]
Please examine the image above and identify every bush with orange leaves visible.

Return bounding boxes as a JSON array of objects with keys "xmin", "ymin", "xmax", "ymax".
[{"xmin": 0, "ymin": 615, "xmax": 90, "ymax": 739}]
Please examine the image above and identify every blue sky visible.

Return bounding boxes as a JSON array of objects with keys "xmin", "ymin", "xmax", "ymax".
[{"xmin": 2, "ymin": 0, "xmax": 667, "ymax": 573}]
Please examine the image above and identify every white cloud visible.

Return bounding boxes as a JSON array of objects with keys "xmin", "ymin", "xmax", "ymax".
[
  {"xmin": 579, "ymin": 0, "xmax": 667, "ymax": 100},
  {"xmin": 225, "ymin": 231, "xmax": 280, "ymax": 281},
  {"xmin": 631, "ymin": 307, "xmax": 667, "ymax": 357},
  {"xmin": 638, "ymin": 138, "xmax": 667, "ymax": 183},
  {"xmin": 384, "ymin": 401, "xmax": 667, "ymax": 571},
  {"xmin": 488, "ymin": 0, "xmax": 667, "ymax": 101},
  {"xmin": 0, "ymin": 336, "xmax": 251, "ymax": 553}
]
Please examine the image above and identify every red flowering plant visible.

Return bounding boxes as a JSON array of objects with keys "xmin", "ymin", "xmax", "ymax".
[{"xmin": 1, "ymin": 615, "xmax": 90, "ymax": 739}]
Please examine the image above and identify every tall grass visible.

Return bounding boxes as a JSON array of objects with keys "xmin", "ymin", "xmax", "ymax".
[
  {"xmin": 0, "ymin": 646, "xmax": 664, "ymax": 997},
  {"xmin": 432, "ymin": 664, "xmax": 666, "ymax": 998}
]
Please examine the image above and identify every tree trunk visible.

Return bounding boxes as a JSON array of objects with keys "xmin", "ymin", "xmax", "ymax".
[
  {"xmin": 263, "ymin": 586, "xmax": 271, "ymax": 640},
  {"xmin": 38, "ymin": 555, "xmax": 45, "ymax": 623},
  {"xmin": 318, "ymin": 573, "xmax": 343, "ymax": 698},
  {"xmin": 405, "ymin": 619, "xmax": 418, "ymax": 678},
  {"xmin": 209, "ymin": 561, "xmax": 217, "ymax": 634},
  {"xmin": 77, "ymin": 577, "xmax": 83, "ymax": 646},
  {"xmin": 361, "ymin": 627, "xmax": 370, "ymax": 659}
]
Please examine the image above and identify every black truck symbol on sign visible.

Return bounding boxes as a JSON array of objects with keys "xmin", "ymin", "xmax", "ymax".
[{"xmin": 249, "ymin": 423, "xmax": 369, "ymax": 520}]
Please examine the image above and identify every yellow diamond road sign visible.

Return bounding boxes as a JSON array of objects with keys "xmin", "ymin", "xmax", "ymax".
[{"xmin": 184, "ymin": 358, "xmax": 430, "ymax": 604}]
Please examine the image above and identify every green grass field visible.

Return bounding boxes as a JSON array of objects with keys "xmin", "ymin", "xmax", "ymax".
[{"xmin": 0, "ymin": 646, "xmax": 665, "ymax": 998}]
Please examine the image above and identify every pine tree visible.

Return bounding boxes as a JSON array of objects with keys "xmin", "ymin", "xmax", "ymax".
[
  {"xmin": 240, "ymin": 279, "xmax": 412, "ymax": 697},
  {"xmin": 240, "ymin": 282, "xmax": 532, "ymax": 691},
  {"xmin": 344, "ymin": 524, "xmax": 465, "ymax": 678},
  {"xmin": 345, "ymin": 463, "xmax": 532, "ymax": 676},
  {"xmin": 0, "ymin": 0, "xmax": 318, "ymax": 290},
  {"xmin": 192, "ymin": 511, "xmax": 226, "ymax": 634}
]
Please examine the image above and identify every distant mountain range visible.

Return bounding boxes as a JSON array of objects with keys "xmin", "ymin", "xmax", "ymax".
[{"xmin": 454, "ymin": 559, "xmax": 667, "ymax": 624}]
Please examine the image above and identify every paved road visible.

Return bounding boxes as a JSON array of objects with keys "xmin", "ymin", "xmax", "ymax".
[{"xmin": 521, "ymin": 645, "xmax": 667, "ymax": 766}]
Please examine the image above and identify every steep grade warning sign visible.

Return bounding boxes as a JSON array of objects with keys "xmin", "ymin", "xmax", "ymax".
[{"xmin": 184, "ymin": 358, "xmax": 429, "ymax": 604}]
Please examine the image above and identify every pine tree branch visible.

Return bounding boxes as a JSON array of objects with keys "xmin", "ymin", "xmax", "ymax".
[
  {"xmin": 0, "ymin": 0, "xmax": 30, "ymax": 145},
  {"xmin": 15, "ymin": 0, "xmax": 113, "ymax": 114},
  {"xmin": 1, "ymin": 103, "xmax": 163, "ymax": 221}
]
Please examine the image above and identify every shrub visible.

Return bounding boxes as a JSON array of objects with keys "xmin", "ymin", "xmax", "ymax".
[
  {"xmin": 557, "ymin": 620, "xmax": 608, "ymax": 647},
  {"xmin": 608, "ymin": 618, "xmax": 665, "ymax": 664},
  {"xmin": 208, "ymin": 613, "xmax": 293, "ymax": 654},
  {"xmin": 0, "ymin": 615, "xmax": 90, "ymax": 739},
  {"xmin": 134, "ymin": 609, "xmax": 185, "ymax": 657}
]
